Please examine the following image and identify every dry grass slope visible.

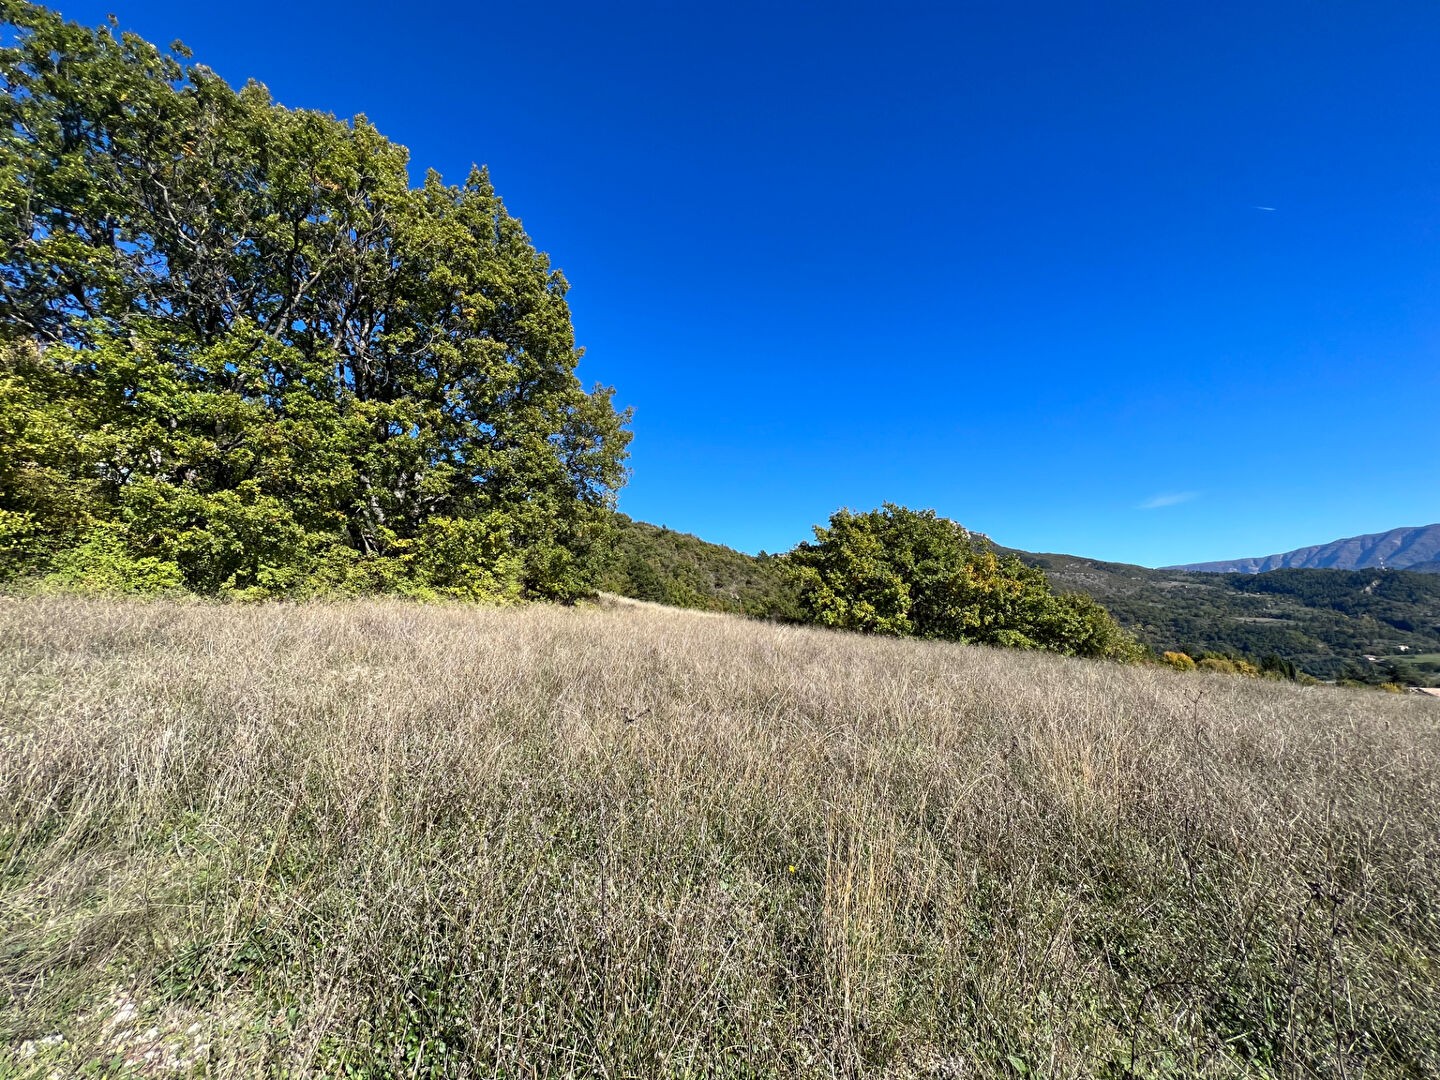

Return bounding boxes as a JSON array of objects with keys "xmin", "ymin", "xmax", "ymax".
[{"xmin": 2, "ymin": 596, "xmax": 1438, "ymax": 1078}]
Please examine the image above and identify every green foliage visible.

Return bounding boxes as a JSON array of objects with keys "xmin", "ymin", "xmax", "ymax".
[
  {"xmin": 1335, "ymin": 656, "xmax": 1427, "ymax": 689},
  {"xmin": 788, "ymin": 505, "xmax": 1141, "ymax": 660},
  {"xmin": 1017, "ymin": 549, "xmax": 1440, "ymax": 680},
  {"xmin": 38, "ymin": 524, "xmax": 184, "ymax": 594},
  {"xmin": 402, "ymin": 514, "xmax": 525, "ymax": 603},
  {"xmin": 0, "ymin": 507, "xmax": 39, "ymax": 576},
  {"xmin": 789, "ymin": 508, "xmax": 915, "ymax": 635},
  {"xmin": 0, "ymin": 3, "xmax": 629, "ymax": 599},
  {"xmin": 0, "ymin": 343, "xmax": 102, "ymax": 570},
  {"xmin": 595, "ymin": 514, "xmax": 802, "ymax": 618},
  {"xmin": 1031, "ymin": 587, "xmax": 1146, "ymax": 661},
  {"xmin": 1259, "ymin": 653, "xmax": 1299, "ymax": 680},
  {"xmin": 1196, "ymin": 656, "xmax": 1253, "ymax": 677}
]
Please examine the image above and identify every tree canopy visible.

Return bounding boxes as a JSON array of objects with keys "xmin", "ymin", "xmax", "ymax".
[
  {"xmin": 788, "ymin": 504, "xmax": 1142, "ymax": 660},
  {"xmin": 0, "ymin": 2, "xmax": 630, "ymax": 598}
]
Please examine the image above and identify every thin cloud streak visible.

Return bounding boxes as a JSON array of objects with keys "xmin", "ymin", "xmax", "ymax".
[{"xmin": 1138, "ymin": 492, "xmax": 1199, "ymax": 510}]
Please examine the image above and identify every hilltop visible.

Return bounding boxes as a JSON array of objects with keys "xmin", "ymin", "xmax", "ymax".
[{"xmin": 4, "ymin": 596, "xmax": 1437, "ymax": 1076}]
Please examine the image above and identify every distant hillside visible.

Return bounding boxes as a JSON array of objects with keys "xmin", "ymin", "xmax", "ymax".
[
  {"xmin": 1167, "ymin": 523, "xmax": 1440, "ymax": 573},
  {"xmin": 600, "ymin": 518, "xmax": 1440, "ymax": 680},
  {"xmin": 595, "ymin": 515, "xmax": 800, "ymax": 619},
  {"xmin": 1012, "ymin": 548, "xmax": 1440, "ymax": 680}
]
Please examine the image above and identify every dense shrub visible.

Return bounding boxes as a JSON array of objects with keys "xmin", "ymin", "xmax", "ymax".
[
  {"xmin": 1198, "ymin": 657, "xmax": 1239, "ymax": 675},
  {"xmin": 37, "ymin": 525, "xmax": 184, "ymax": 594},
  {"xmin": 788, "ymin": 504, "xmax": 1142, "ymax": 660}
]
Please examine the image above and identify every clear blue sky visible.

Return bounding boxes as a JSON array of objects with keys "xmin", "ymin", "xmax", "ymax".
[{"xmin": 60, "ymin": 1, "xmax": 1440, "ymax": 566}]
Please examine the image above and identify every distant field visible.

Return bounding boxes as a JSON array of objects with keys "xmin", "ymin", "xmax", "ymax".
[
  {"xmin": 1395, "ymin": 652, "xmax": 1440, "ymax": 666},
  {"xmin": 3, "ymin": 597, "xmax": 1438, "ymax": 1078}
]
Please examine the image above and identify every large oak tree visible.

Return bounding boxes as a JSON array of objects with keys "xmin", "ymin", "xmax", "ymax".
[{"xmin": 0, "ymin": 2, "xmax": 630, "ymax": 597}]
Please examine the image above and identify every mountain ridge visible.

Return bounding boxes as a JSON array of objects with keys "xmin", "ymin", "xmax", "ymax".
[{"xmin": 1166, "ymin": 524, "xmax": 1440, "ymax": 574}]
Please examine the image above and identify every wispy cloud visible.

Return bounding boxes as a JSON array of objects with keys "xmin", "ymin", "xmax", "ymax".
[{"xmin": 1138, "ymin": 491, "xmax": 1198, "ymax": 510}]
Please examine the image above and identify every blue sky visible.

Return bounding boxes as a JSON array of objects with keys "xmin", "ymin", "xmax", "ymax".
[{"xmin": 60, "ymin": 1, "xmax": 1440, "ymax": 565}]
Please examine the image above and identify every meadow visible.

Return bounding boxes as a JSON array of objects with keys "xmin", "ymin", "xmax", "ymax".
[{"xmin": 2, "ymin": 595, "xmax": 1437, "ymax": 1078}]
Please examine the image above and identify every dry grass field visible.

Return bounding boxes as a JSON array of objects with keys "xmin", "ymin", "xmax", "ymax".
[{"xmin": 2, "ymin": 596, "xmax": 1438, "ymax": 1078}]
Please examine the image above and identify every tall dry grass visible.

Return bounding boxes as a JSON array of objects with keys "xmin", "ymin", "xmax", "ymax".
[{"xmin": 1, "ymin": 594, "xmax": 1437, "ymax": 1078}]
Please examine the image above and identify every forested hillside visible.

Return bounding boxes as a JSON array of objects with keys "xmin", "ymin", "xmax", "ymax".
[
  {"xmin": 597, "ymin": 519, "xmax": 1440, "ymax": 679},
  {"xmin": 594, "ymin": 514, "xmax": 799, "ymax": 618},
  {"xmin": 1016, "ymin": 551, "xmax": 1440, "ymax": 680}
]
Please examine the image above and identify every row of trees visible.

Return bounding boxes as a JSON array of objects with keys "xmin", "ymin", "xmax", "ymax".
[
  {"xmin": 0, "ymin": 3, "xmax": 630, "ymax": 599},
  {"xmin": 591, "ymin": 508, "xmax": 1141, "ymax": 661}
]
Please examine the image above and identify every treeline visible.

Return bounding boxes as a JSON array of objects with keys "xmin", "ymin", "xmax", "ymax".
[
  {"xmin": 601, "ymin": 507, "xmax": 1141, "ymax": 662},
  {"xmin": 602, "ymin": 521, "xmax": 1440, "ymax": 678},
  {"xmin": 1105, "ymin": 575, "xmax": 1440, "ymax": 680},
  {"xmin": 0, "ymin": 3, "xmax": 629, "ymax": 600},
  {"xmin": 788, "ymin": 506, "xmax": 1141, "ymax": 660}
]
